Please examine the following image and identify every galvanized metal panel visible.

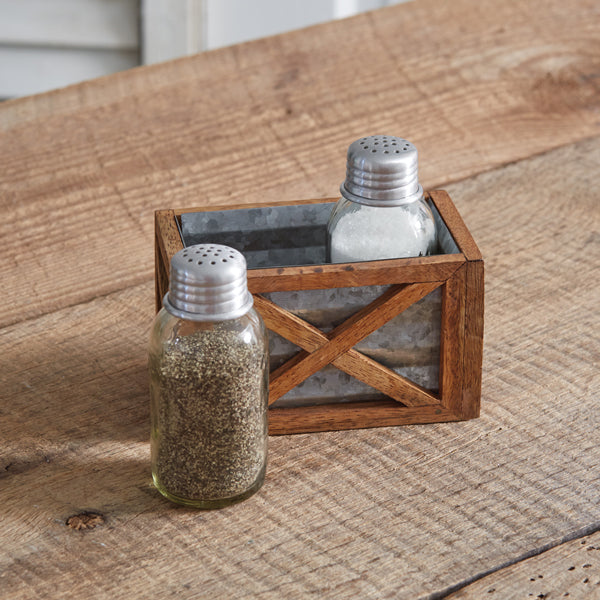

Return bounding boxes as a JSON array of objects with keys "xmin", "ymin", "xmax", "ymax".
[
  {"xmin": 181, "ymin": 202, "xmax": 332, "ymax": 268},
  {"xmin": 180, "ymin": 200, "xmax": 456, "ymax": 407},
  {"xmin": 266, "ymin": 286, "xmax": 441, "ymax": 407}
]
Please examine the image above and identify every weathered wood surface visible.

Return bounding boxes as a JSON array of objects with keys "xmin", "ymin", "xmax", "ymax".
[
  {"xmin": 1, "ymin": 0, "xmax": 600, "ymax": 327},
  {"xmin": 2, "ymin": 0, "xmax": 600, "ymax": 597},
  {"xmin": 2, "ymin": 125, "xmax": 599, "ymax": 598},
  {"xmin": 446, "ymin": 531, "xmax": 600, "ymax": 599}
]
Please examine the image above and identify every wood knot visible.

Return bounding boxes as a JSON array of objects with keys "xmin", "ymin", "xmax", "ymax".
[{"xmin": 66, "ymin": 511, "xmax": 105, "ymax": 530}]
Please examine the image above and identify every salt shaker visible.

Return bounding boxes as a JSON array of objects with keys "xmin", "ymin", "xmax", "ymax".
[
  {"xmin": 149, "ymin": 244, "xmax": 269, "ymax": 508},
  {"xmin": 328, "ymin": 135, "xmax": 437, "ymax": 262}
]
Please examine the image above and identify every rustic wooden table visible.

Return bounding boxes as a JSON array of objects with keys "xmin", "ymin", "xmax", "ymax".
[{"xmin": 1, "ymin": 0, "xmax": 599, "ymax": 597}]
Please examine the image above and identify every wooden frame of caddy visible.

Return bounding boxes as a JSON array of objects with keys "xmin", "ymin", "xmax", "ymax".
[{"xmin": 154, "ymin": 190, "xmax": 484, "ymax": 435}]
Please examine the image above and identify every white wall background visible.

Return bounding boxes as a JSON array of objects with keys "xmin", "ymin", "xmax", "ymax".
[
  {"xmin": 204, "ymin": 0, "xmax": 392, "ymax": 49},
  {"xmin": 0, "ymin": 0, "xmax": 408, "ymax": 98}
]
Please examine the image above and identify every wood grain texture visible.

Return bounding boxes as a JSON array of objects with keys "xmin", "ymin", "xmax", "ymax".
[
  {"xmin": 155, "ymin": 209, "xmax": 184, "ymax": 267},
  {"xmin": 439, "ymin": 265, "xmax": 467, "ymax": 416},
  {"xmin": 247, "ymin": 255, "xmax": 464, "ymax": 293},
  {"xmin": 461, "ymin": 259, "xmax": 484, "ymax": 419},
  {"xmin": 268, "ymin": 402, "xmax": 459, "ymax": 435},
  {"xmin": 0, "ymin": 131, "xmax": 599, "ymax": 598},
  {"xmin": 429, "ymin": 190, "xmax": 483, "ymax": 261},
  {"xmin": 1, "ymin": 0, "xmax": 600, "ymax": 326},
  {"xmin": 2, "ymin": 0, "xmax": 600, "ymax": 595},
  {"xmin": 445, "ymin": 530, "xmax": 600, "ymax": 599},
  {"xmin": 154, "ymin": 209, "xmax": 184, "ymax": 310}
]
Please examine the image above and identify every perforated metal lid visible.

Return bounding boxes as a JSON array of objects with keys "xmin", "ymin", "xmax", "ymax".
[
  {"xmin": 340, "ymin": 135, "xmax": 423, "ymax": 206},
  {"xmin": 163, "ymin": 244, "xmax": 253, "ymax": 321}
]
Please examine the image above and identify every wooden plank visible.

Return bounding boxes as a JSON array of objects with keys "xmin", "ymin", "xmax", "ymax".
[
  {"xmin": 0, "ymin": 0, "xmax": 139, "ymax": 50},
  {"xmin": 336, "ymin": 349, "xmax": 438, "ymax": 407},
  {"xmin": 155, "ymin": 211, "xmax": 184, "ymax": 269},
  {"xmin": 253, "ymin": 293, "xmax": 326, "ymax": 350},
  {"xmin": 154, "ymin": 210, "xmax": 185, "ymax": 310},
  {"xmin": 254, "ymin": 294, "xmax": 439, "ymax": 407},
  {"xmin": 247, "ymin": 255, "xmax": 464, "ymax": 293},
  {"xmin": 155, "ymin": 210, "xmax": 183, "ymax": 309},
  {"xmin": 2, "ymin": 0, "xmax": 600, "ymax": 325},
  {"xmin": 269, "ymin": 401, "xmax": 459, "ymax": 435},
  {"xmin": 461, "ymin": 259, "xmax": 484, "ymax": 419},
  {"xmin": 428, "ymin": 190, "xmax": 483, "ymax": 261},
  {"xmin": 439, "ymin": 264, "xmax": 467, "ymax": 415},
  {"xmin": 269, "ymin": 282, "xmax": 440, "ymax": 400},
  {"xmin": 444, "ymin": 530, "xmax": 600, "ymax": 599}
]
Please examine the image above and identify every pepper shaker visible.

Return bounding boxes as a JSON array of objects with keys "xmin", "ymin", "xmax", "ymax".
[
  {"xmin": 328, "ymin": 135, "xmax": 437, "ymax": 262},
  {"xmin": 149, "ymin": 244, "xmax": 269, "ymax": 508}
]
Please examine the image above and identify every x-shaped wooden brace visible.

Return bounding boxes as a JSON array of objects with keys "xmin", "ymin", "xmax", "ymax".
[{"xmin": 253, "ymin": 281, "xmax": 443, "ymax": 408}]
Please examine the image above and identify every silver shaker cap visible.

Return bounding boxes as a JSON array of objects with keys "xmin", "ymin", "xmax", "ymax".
[
  {"xmin": 340, "ymin": 135, "xmax": 423, "ymax": 206},
  {"xmin": 163, "ymin": 244, "xmax": 254, "ymax": 321}
]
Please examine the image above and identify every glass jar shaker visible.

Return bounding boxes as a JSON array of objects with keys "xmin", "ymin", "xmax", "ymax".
[
  {"xmin": 149, "ymin": 244, "xmax": 269, "ymax": 508},
  {"xmin": 328, "ymin": 135, "xmax": 437, "ymax": 263}
]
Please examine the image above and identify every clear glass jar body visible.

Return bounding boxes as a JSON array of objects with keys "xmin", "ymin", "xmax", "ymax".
[
  {"xmin": 327, "ymin": 195, "xmax": 438, "ymax": 263},
  {"xmin": 149, "ymin": 306, "xmax": 269, "ymax": 509}
]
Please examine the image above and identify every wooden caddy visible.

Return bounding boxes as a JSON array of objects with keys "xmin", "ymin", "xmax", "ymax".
[{"xmin": 155, "ymin": 191, "xmax": 484, "ymax": 435}]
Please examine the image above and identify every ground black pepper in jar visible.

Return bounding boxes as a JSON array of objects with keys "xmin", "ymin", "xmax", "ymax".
[{"xmin": 149, "ymin": 244, "xmax": 269, "ymax": 508}]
